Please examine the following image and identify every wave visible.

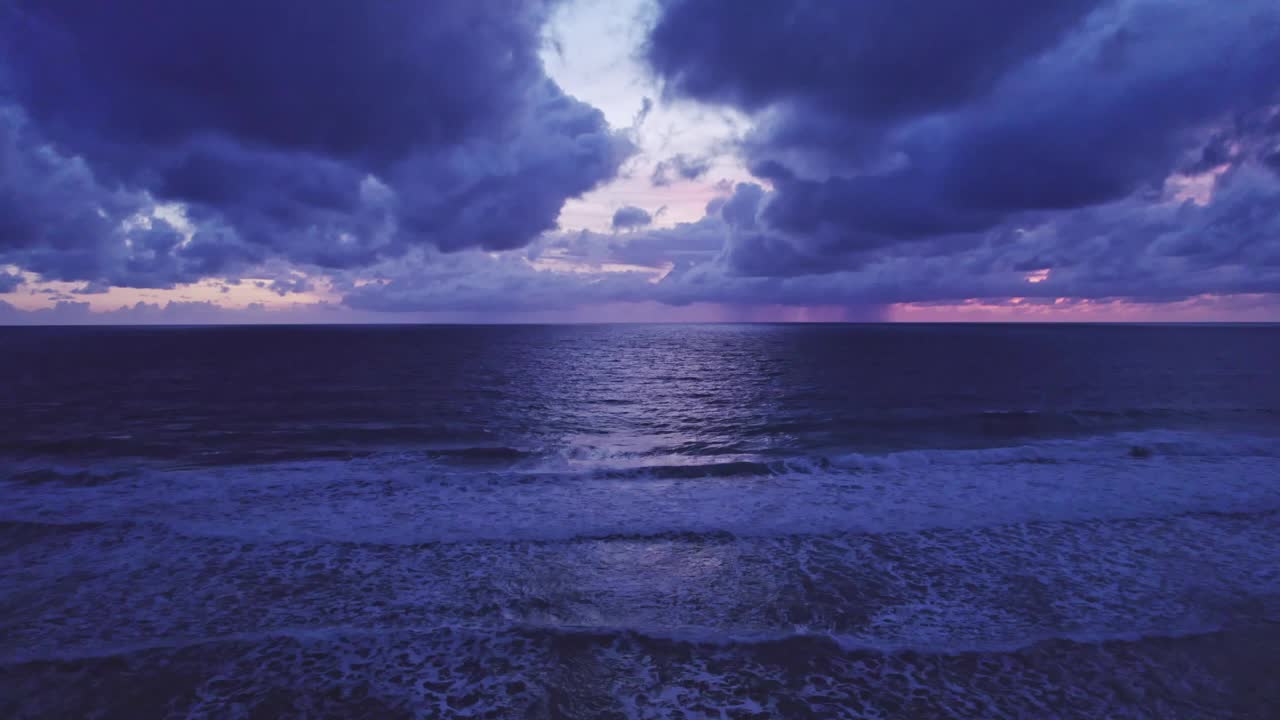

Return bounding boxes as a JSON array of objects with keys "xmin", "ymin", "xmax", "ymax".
[
  {"xmin": 6, "ymin": 616, "xmax": 1272, "ymax": 667},
  {"xmin": 513, "ymin": 619, "xmax": 1265, "ymax": 658},
  {"xmin": 522, "ymin": 428, "xmax": 1280, "ymax": 480},
  {"xmin": 7, "ymin": 405, "xmax": 1278, "ymax": 469},
  {"xmin": 424, "ymin": 446, "xmax": 534, "ymax": 463},
  {"xmin": 8, "ymin": 503, "xmax": 1278, "ymax": 553},
  {"xmin": 825, "ymin": 429, "xmax": 1280, "ymax": 470},
  {"xmin": 9, "ymin": 468, "xmax": 134, "ymax": 486},
  {"xmin": 11, "ymin": 621, "xmax": 1276, "ymax": 720},
  {"xmin": 0, "ymin": 519, "xmax": 113, "ymax": 549},
  {"xmin": 0, "ymin": 423, "xmax": 499, "ymax": 464},
  {"xmin": 5, "ymin": 428, "xmax": 1280, "ymax": 546},
  {"xmin": 594, "ymin": 460, "xmax": 773, "ymax": 479},
  {"xmin": 751, "ymin": 406, "xmax": 1280, "ymax": 443}
]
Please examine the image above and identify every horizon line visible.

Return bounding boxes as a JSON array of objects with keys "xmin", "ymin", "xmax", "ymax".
[{"xmin": 4, "ymin": 320, "xmax": 1279, "ymax": 329}]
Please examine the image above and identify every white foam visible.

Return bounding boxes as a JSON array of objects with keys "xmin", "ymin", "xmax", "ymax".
[
  {"xmin": 5, "ymin": 495, "xmax": 1278, "ymax": 662},
  {"xmin": 3, "ymin": 430, "xmax": 1278, "ymax": 545}
]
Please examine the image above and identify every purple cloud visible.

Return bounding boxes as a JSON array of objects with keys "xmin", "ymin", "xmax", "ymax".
[
  {"xmin": 0, "ymin": 1, "xmax": 631, "ymax": 287},
  {"xmin": 636, "ymin": 0, "xmax": 1280, "ymax": 304},
  {"xmin": 611, "ymin": 206, "xmax": 653, "ymax": 230}
]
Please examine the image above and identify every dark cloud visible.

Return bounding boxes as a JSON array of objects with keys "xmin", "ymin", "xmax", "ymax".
[
  {"xmin": 259, "ymin": 276, "xmax": 314, "ymax": 297},
  {"xmin": 0, "ymin": 0, "xmax": 629, "ymax": 287},
  {"xmin": 651, "ymin": 154, "xmax": 713, "ymax": 186},
  {"xmin": 321, "ymin": 151, "xmax": 1280, "ymax": 317},
  {"xmin": 645, "ymin": 0, "xmax": 1280, "ymax": 300},
  {"xmin": 611, "ymin": 206, "xmax": 653, "ymax": 230},
  {"xmin": 632, "ymin": 97, "xmax": 654, "ymax": 131},
  {"xmin": 0, "ymin": 269, "xmax": 22, "ymax": 293},
  {"xmin": 719, "ymin": 183, "xmax": 765, "ymax": 230},
  {"xmin": 647, "ymin": 0, "xmax": 1102, "ymax": 120},
  {"xmin": 5, "ymin": 3, "xmax": 537, "ymax": 163},
  {"xmin": 0, "ymin": 107, "xmax": 214, "ymax": 288}
]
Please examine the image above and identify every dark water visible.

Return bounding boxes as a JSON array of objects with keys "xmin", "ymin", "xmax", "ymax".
[{"xmin": 2, "ymin": 324, "xmax": 1279, "ymax": 718}]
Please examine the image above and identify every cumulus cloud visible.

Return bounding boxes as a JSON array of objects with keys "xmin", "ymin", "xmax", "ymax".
[
  {"xmin": 641, "ymin": 0, "xmax": 1280, "ymax": 303},
  {"xmin": 0, "ymin": 0, "xmax": 630, "ymax": 287},
  {"xmin": 0, "ymin": 107, "xmax": 221, "ymax": 288},
  {"xmin": 611, "ymin": 206, "xmax": 654, "ymax": 230}
]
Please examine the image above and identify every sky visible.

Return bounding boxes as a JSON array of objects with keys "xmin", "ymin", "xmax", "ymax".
[{"xmin": 1, "ymin": 0, "xmax": 1279, "ymax": 324}]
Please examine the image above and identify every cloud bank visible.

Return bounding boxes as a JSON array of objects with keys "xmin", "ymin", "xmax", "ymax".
[{"xmin": 2, "ymin": 0, "xmax": 1279, "ymax": 320}]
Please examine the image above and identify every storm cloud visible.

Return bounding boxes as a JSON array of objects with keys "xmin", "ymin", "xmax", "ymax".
[
  {"xmin": 0, "ymin": 0, "xmax": 629, "ymax": 287},
  {"xmin": 645, "ymin": 0, "xmax": 1280, "ymax": 300}
]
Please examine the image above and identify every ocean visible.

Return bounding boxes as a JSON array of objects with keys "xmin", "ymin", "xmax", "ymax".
[{"xmin": 2, "ymin": 324, "xmax": 1279, "ymax": 718}]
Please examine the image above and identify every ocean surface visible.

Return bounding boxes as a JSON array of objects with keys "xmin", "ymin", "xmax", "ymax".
[{"xmin": 2, "ymin": 323, "xmax": 1279, "ymax": 718}]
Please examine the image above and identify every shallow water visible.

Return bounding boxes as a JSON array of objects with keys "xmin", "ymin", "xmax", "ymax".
[{"xmin": 3, "ymin": 324, "xmax": 1279, "ymax": 717}]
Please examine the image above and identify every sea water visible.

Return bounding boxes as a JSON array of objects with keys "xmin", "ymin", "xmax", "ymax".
[{"xmin": 2, "ymin": 324, "xmax": 1279, "ymax": 717}]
